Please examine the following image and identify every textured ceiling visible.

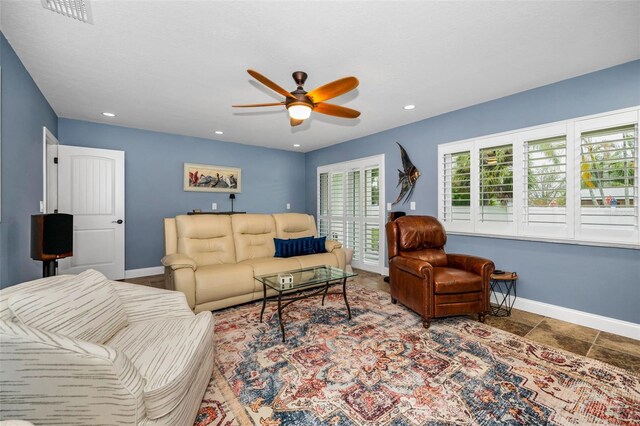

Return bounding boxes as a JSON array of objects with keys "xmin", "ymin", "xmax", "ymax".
[{"xmin": 2, "ymin": 1, "xmax": 639, "ymax": 152}]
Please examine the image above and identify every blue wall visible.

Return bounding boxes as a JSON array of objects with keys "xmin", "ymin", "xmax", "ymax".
[
  {"xmin": 305, "ymin": 60, "xmax": 640, "ymax": 324},
  {"xmin": 58, "ymin": 119, "xmax": 306, "ymax": 271},
  {"xmin": 0, "ymin": 33, "xmax": 59, "ymax": 288}
]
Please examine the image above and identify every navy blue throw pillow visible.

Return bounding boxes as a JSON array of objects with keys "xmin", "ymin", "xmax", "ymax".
[
  {"xmin": 274, "ymin": 237, "xmax": 314, "ymax": 258},
  {"xmin": 312, "ymin": 236, "xmax": 327, "ymax": 254}
]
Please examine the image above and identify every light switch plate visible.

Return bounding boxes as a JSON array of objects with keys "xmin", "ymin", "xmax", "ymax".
[
  {"xmin": 211, "ymin": 202, "xmax": 217, "ymax": 210},
  {"xmin": 386, "ymin": 203, "xmax": 392, "ymax": 211},
  {"xmin": 410, "ymin": 201, "xmax": 416, "ymax": 210}
]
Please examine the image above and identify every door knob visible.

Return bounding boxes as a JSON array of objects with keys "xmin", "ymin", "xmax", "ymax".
[{"xmin": 112, "ymin": 219, "xmax": 124, "ymax": 224}]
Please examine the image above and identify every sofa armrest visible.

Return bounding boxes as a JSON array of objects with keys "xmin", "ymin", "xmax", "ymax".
[
  {"xmin": 390, "ymin": 256, "xmax": 433, "ymax": 279},
  {"xmin": 161, "ymin": 253, "xmax": 197, "ymax": 271},
  {"xmin": 447, "ymin": 254, "xmax": 494, "ymax": 278},
  {"xmin": 0, "ymin": 320, "xmax": 145, "ymax": 425},
  {"xmin": 325, "ymin": 239, "xmax": 342, "ymax": 252},
  {"xmin": 112, "ymin": 281, "xmax": 194, "ymax": 323}
]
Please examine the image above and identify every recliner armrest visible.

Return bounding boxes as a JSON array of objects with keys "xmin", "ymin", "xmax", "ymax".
[
  {"xmin": 390, "ymin": 256, "xmax": 433, "ymax": 279},
  {"xmin": 325, "ymin": 239, "xmax": 342, "ymax": 252},
  {"xmin": 161, "ymin": 253, "xmax": 197, "ymax": 271},
  {"xmin": 447, "ymin": 254, "xmax": 494, "ymax": 278}
]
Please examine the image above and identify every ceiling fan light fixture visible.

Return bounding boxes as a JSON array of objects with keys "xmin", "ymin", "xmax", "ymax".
[{"xmin": 287, "ymin": 103, "xmax": 312, "ymax": 120}]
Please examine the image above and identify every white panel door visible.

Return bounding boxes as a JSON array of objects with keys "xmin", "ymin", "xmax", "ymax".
[{"xmin": 58, "ymin": 146, "xmax": 125, "ymax": 279}]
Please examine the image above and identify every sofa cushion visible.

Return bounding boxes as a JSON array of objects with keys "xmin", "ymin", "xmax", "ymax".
[
  {"xmin": 273, "ymin": 213, "xmax": 317, "ymax": 239},
  {"xmin": 8, "ymin": 269, "xmax": 128, "ymax": 344},
  {"xmin": 176, "ymin": 214, "xmax": 236, "ymax": 265},
  {"xmin": 195, "ymin": 263, "xmax": 255, "ymax": 304},
  {"xmin": 232, "ymin": 214, "xmax": 277, "ymax": 262},
  {"xmin": 292, "ymin": 252, "xmax": 339, "ymax": 269},
  {"xmin": 433, "ymin": 267, "xmax": 483, "ymax": 294},
  {"xmin": 274, "ymin": 237, "xmax": 314, "ymax": 258},
  {"xmin": 240, "ymin": 257, "xmax": 302, "ymax": 292},
  {"xmin": 0, "ymin": 274, "xmax": 75, "ymax": 321},
  {"xmin": 312, "ymin": 236, "xmax": 327, "ymax": 254},
  {"xmin": 107, "ymin": 311, "xmax": 214, "ymax": 420}
]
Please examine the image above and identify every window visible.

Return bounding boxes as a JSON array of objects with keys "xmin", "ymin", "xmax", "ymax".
[
  {"xmin": 318, "ymin": 155, "xmax": 385, "ymax": 272},
  {"xmin": 442, "ymin": 150, "xmax": 471, "ymax": 223},
  {"xmin": 438, "ymin": 108, "xmax": 639, "ymax": 247},
  {"xmin": 524, "ymin": 135, "xmax": 567, "ymax": 223},
  {"xmin": 479, "ymin": 144, "xmax": 513, "ymax": 223}
]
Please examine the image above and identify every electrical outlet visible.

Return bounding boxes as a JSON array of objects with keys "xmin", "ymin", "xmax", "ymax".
[
  {"xmin": 211, "ymin": 202, "xmax": 217, "ymax": 210},
  {"xmin": 410, "ymin": 201, "xmax": 416, "ymax": 210},
  {"xmin": 39, "ymin": 201, "xmax": 45, "ymax": 213},
  {"xmin": 386, "ymin": 203, "xmax": 392, "ymax": 211},
  {"xmin": 286, "ymin": 203, "xmax": 291, "ymax": 210}
]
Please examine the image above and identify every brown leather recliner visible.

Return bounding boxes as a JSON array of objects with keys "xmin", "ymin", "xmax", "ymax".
[{"xmin": 386, "ymin": 215, "xmax": 494, "ymax": 328}]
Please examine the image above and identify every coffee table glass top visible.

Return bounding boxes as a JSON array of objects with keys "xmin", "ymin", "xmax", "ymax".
[{"xmin": 256, "ymin": 265, "xmax": 357, "ymax": 292}]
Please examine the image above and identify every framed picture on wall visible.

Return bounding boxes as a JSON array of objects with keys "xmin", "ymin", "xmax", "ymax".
[{"xmin": 183, "ymin": 163, "xmax": 241, "ymax": 193}]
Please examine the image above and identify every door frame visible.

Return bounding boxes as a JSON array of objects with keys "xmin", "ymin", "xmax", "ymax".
[{"xmin": 42, "ymin": 127, "xmax": 59, "ymax": 214}]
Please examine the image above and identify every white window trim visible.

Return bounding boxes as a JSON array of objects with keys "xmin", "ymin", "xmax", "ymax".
[
  {"xmin": 318, "ymin": 154, "xmax": 386, "ymax": 273},
  {"xmin": 438, "ymin": 106, "xmax": 640, "ymax": 249}
]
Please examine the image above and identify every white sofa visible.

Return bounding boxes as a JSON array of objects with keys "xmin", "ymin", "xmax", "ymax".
[
  {"xmin": 162, "ymin": 213, "xmax": 348, "ymax": 313},
  {"xmin": 0, "ymin": 269, "xmax": 214, "ymax": 426}
]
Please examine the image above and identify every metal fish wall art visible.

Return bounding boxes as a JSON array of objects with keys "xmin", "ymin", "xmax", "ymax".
[{"xmin": 393, "ymin": 142, "xmax": 421, "ymax": 205}]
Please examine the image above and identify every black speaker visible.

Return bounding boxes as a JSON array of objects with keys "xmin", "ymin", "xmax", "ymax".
[
  {"xmin": 388, "ymin": 211, "xmax": 406, "ymax": 222},
  {"xmin": 31, "ymin": 213, "xmax": 73, "ymax": 261}
]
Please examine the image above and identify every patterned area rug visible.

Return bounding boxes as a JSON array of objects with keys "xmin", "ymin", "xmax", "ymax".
[{"xmin": 196, "ymin": 287, "xmax": 640, "ymax": 425}]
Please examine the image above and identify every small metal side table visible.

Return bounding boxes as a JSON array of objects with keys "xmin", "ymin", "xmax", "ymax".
[{"xmin": 489, "ymin": 271, "xmax": 518, "ymax": 317}]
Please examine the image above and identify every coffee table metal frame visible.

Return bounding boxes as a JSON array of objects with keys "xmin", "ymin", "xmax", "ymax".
[{"xmin": 255, "ymin": 265, "xmax": 357, "ymax": 342}]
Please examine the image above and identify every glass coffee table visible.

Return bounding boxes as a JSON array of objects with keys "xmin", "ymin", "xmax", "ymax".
[{"xmin": 255, "ymin": 265, "xmax": 357, "ymax": 342}]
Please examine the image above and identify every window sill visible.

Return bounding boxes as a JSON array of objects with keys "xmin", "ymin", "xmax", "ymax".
[{"xmin": 447, "ymin": 231, "xmax": 640, "ymax": 250}]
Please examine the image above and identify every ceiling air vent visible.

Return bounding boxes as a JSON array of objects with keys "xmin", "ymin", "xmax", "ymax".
[{"xmin": 41, "ymin": 0, "xmax": 93, "ymax": 24}]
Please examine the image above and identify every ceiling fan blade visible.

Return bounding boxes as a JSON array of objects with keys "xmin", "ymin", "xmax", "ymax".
[
  {"xmin": 314, "ymin": 102, "xmax": 361, "ymax": 119},
  {"xmin": 307, "ymin": 77, "xmax": 359, "ymax": 103},
  {"xmin": 290, "ymin": 118, "xmax": 304, "ymax": 127},
  {"xmin": 232, "ymin": 102, "xmax": 284, "ymax": 108},
  {"xmin": 247, "ymin": 69, "xmax": 296, "ymax": 100}
]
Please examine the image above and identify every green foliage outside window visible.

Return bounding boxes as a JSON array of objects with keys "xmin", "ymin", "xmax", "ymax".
[{"xmin": 580, "ymin": 126, "xmax": 636, "ymax": 207}]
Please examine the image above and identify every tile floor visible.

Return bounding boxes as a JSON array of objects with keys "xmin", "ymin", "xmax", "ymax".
[{"xmin": 125, "ymin": 268, "xmax": 640, "ymax": 374}]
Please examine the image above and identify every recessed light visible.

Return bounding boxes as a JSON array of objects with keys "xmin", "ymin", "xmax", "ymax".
[
  {"xmin": 403, "ymin": 105, "xmax": 416, "ymax": 110},
  {"xmin": 293, "ymin": 144, "xmax": 301, "ymax": 147},
  {"xmin": 102, "ymin": 112, "xmax": 116, "ymax": 117},
  {"xmin": 214, "ymin": 130, "xmax": 224, "ymax": 135}
]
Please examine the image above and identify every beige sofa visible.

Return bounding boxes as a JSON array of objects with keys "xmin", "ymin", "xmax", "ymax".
[{"xmin": 162, "ymin": 213, "xmax": 347, "ymax": 313}]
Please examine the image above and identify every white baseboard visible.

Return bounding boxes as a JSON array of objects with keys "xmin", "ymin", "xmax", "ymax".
[
  {"xmin": 125, "ymin": 266, "xmax": 164, "ymax": 279},
  {"xmin": 507, "ymin": 295, "xmax": 639, "ymax": 340}
]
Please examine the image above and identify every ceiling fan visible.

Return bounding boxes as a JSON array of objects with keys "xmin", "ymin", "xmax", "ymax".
[{"xmin": 233, "ymin": 69, "xmax": 360, "ymax": 127}]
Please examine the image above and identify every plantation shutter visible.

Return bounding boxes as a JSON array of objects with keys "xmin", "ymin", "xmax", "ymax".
[
  {"xmin": 329, "ymin": 172, "xmax": 345, "ymax": 242},
  {"xmin": 523, "ymin": 136, "xmax": 567, "ymax": 225},
  {"xmin": 363, "ymin": 167, "xmax": 380, "ymax": 265},
  {"xmin": 318, "ymin": 173, "xmax": 329, "ymax": 237},
  {"xmin": 317, "ymin": 155, "xmax": 385, "ymax": 273},
  {"xmin": 442, "ymin": 151, "xmax": 471, "ymax": 222},
  {"xmin": 345, "ymin": 169, "xmax": 361, "ymax": 259},
  {"xmin": 579, "ymin": 124, "xmax": 637, "ymax": 230},
  {"xmin": 479, "ymin": 144, "xmax": 513, "ymax": 223}
]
